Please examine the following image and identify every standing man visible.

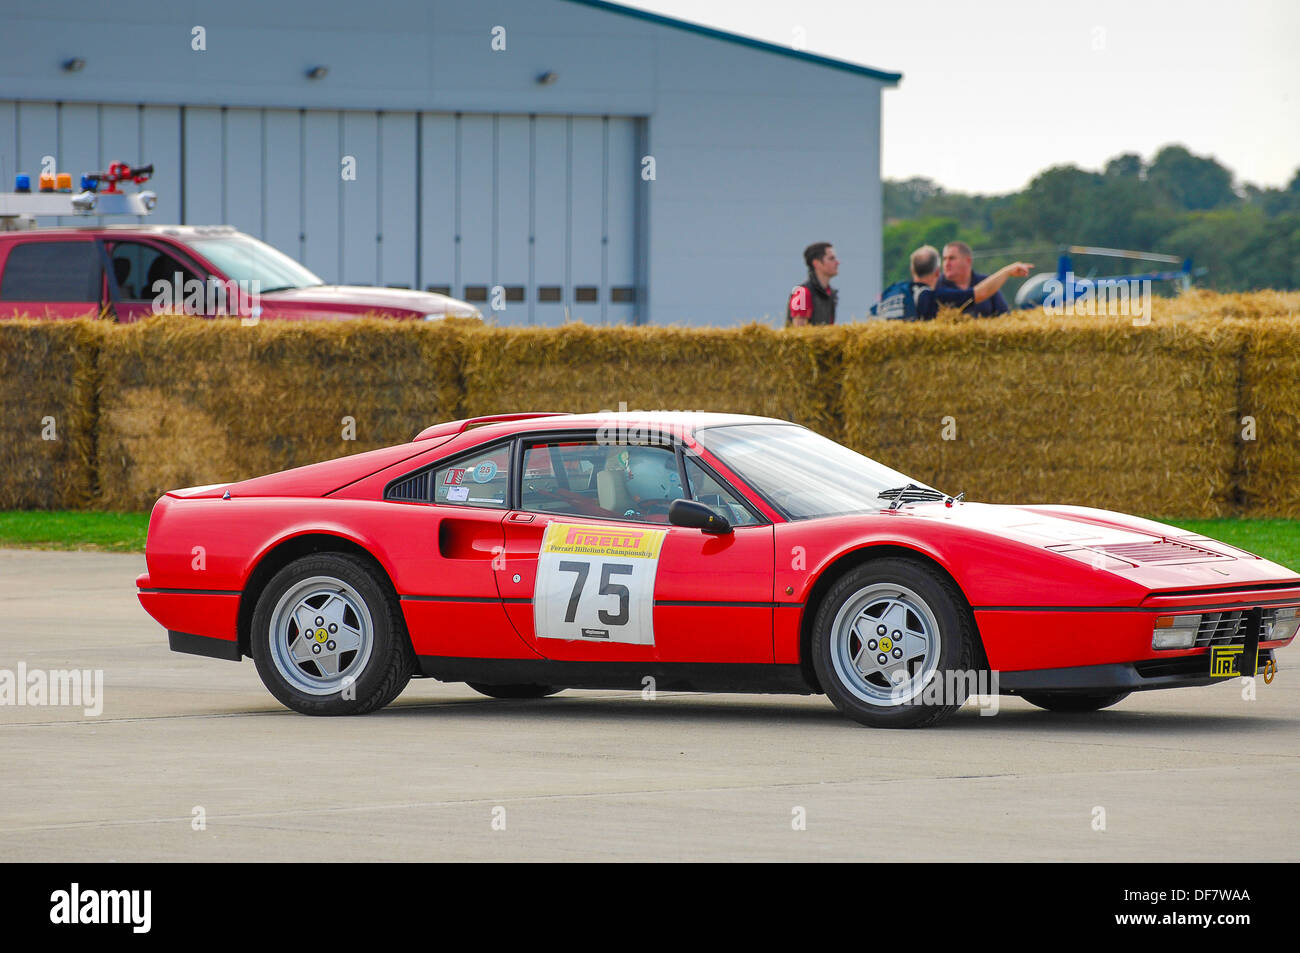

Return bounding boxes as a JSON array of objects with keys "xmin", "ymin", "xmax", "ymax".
[
  {"xmin": 909, "ymin": 245, "xmax": 1031, "ymax": 320},
  {"xmin": 787, "ymin": 242, "xmax": 839, "ymax": 326},
  {"xmin": 939, "ymin": 241, "xmax": 1011, "ymax": 317}
]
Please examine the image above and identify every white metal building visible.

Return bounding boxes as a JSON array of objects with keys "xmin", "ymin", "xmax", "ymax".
[{"xmin": 0, "ymin": 0, "xmax": 899, "ymax": 325}]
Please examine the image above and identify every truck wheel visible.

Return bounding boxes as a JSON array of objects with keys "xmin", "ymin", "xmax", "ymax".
[
  {"xmin": 251, "ymin": 553, "xmax": 413, "ymax": 715},
  {"xmin": 811, "ymin": 558, "xmax": 977, "ymax": 729}
]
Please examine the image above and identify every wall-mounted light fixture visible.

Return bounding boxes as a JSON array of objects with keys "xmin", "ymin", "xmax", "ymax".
[
  {"xmin": 62, "ymin": 58, "xmax": 86, "ymax": 73},
  {"xmin": 536, "ymin": 71, "xmax": 558, "ymax": 86},
  {"xmin": 305, "ymin": 65, "xmax": 329, "ymax": 80}
]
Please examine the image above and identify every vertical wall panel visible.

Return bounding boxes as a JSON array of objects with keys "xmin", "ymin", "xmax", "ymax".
[
  {"xmin": 419, "ymin": 113, "xmax": 457, "ymax": 294},
  {"xmin": 457, "ymin": 114, "xmax": 494, "ymax": 301},
  {"xmin": 378, "ymin": 112, "xmax": 417, "ymax": 288},
  {"xmin": 301, "ymin": 110, "xmax": 341, "ymax": 282},
  {"xmin": 140, "ymin": 106, "xmax": 181, "ymax": 226},
  {"xmin": 494, "ymin": 115, "xmax": 531, "ymax": 325},
  {"xmin": 531, "ymin": 116, "xmax": 569, "ymax": 327},
  {"xmin": 262, "ymin": 109, "xmax": 304, "ymax": 265},
  {"xmin": 605, "ymin": 117, "xmax": 638, "ymax": 325},
  {"xmin": 99, "ymin": 104, "xmax": 142, "ymax": 224},
  {"xmin": 222, "ymin": 109, "xmax": 264, "ymax": 235},
  {"xmin": 0, "ymin": 102, "xmax": 17, "ymax": 189},
  {"xmin": 568, "ymin": 116, "xmax": 604, "ymax": 324},
  {"xmin": 56, "ymin": 103, "xmax": 98, "ymax": 226},
  {"xmin": 182, "ymin": 107, "xmax": 223, "ymax": 225},
  {"xmin": 341, "ymin": 111, "xmax": 379, "ymax": 286},
  {"xmin": 17, "ymin": 103, "xmax": 58, "ymax": 219}
]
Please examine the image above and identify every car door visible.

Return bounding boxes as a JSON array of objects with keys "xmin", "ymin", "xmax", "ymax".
[
  {"xmin": 388, "ymin": 440, "xmax": 542, "ymax": 661},
  {"xmin": 104, "ymin": 238, "xmax": 206, "ymax": 322},
  {"xmin": 496, "ymin": 434, "xmax": 775, "ymax": 663},
  {"xmin": 0, "ymin": 237, "xmax": 103, "ymax": 319}
]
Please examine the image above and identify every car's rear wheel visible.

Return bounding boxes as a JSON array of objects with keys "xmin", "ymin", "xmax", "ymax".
[
  {"xmin": 811, "ymin": 558, "xmax": 977, "ymax": 728},
  {"xmin": 251, "ymin": 553, "xmax": 413, "ymax": 715},
  {"xmin": 1021, "ymin": 691, "xmax": 1130, "ymax": 713},
  {"xmin": 467, "ymin": 683, "xmax": 563, "ymax": 699}
]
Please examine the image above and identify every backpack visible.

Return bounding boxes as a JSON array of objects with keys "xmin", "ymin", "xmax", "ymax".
[{"xmin": 870, "ymin": 280, "xmax": 919, "ymax": 321}]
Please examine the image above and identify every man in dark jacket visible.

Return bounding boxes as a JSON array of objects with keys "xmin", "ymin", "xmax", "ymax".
[
  {"xmin": 787, "ymin": 242, "xmax": 839, "ymax": 326},
  {"xmin": 909, "ymin": 245, "xmax": 1031, "ymax": 320},
  {"xmin": 938, "ymin": 241, "xmax": 1011, "ymax": 317}
]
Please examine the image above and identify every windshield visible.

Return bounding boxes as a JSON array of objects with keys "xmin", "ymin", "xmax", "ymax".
[
  {"xmin": 696, "ymin": 424, "xmax": 934, "ymax": 520},
  {"xmin": 186, "ymin": 235, "xmax": 324, "ymax": 293}
]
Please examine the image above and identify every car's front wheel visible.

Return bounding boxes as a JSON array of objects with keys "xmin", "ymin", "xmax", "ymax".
[
  {"xmin": 811, "ymin": 558, "xmax": 977, "ymax": 728},
  {"xmin": 1021, "ymin": 691, "xmax": 1130, "ymax": 713},
  {"xmin": 251, "ymin": 552, "xmax": 413, "ymax": 715}
]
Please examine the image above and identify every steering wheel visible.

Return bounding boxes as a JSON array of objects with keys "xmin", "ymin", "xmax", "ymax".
[
  {"xmin": 622, "ymin": 498, "xmax": 674, "ymax": 520},
  {"xmin": 526, "ymin": 485, "xmax": 605, "ymax": 516}
]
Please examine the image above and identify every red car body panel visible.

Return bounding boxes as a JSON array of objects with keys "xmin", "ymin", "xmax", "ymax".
[{"xmin": 136, "ymin": 412, "xmax": 1300, "ymax": 695}]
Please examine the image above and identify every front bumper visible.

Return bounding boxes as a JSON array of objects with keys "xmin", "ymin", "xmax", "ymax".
[{"xmin": 998, "ymin": 649, "xmax": 1276, "ymax": 694}]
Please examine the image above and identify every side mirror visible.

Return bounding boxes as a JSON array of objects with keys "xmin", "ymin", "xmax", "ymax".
[{"xmin": 668, "ymin": 498, "xmax": 732, "ymax": 535}]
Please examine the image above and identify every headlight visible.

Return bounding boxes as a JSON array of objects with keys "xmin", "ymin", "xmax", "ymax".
[
  {"xmin": 1268, "ymin": 607, "xmax": 1299, "ymax": 643},
  {"xmin": 1152, "ymin": 614, "xmax": 1201, "ymax": 650},
  {"xmin": 423, "ymin": 307, "xmax": 482, "ymax": 321}
]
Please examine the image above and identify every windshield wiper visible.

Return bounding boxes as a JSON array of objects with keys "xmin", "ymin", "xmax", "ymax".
[{"xmin": 877, "ymin": 484, "xmax": 964, "ymax": 510}]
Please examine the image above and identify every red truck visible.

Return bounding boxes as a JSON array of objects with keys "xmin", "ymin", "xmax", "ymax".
[{"xmin": 0, "ymin": 224, "xmax": 481, "ymax": 322}]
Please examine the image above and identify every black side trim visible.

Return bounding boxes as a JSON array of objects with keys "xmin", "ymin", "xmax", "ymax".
[
  {"xmin": 418, "ymin": 656, "xmax": 818, "ymax": 694},
  {"xmin": 401, "ymin": 595, "xmax": 501, "ymax": 604},
  {"xmin": 658, "ymin": 600, "xmax": 794, "ymax": 608},
  {"xmin": 400, "ymin": 596, "xmax": 800, "ymax": 608},
  {"xmin": 168, "ymin": 630, "xmax": 243, "ymax": 661},
  {"xmin": 141, "ymin": 587, "xmax": 241, "ymax": 596}
]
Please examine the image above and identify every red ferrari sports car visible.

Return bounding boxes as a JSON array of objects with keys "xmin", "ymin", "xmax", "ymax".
[{"xmin": 136, "ymin": 412, "xmax": 1300, "ymax": 727}]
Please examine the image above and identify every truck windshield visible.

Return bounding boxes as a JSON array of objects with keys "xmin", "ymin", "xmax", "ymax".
[
  {"xmin": 696, "ymin": 423, "xmax": 933, "ymax": 520},
  {"xmin": 186, "ymin": 235, "xmax": 324, "ymax": 293}
]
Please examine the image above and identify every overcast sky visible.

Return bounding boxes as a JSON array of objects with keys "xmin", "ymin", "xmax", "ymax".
[{"xmin": 623, "ymin": 0, "xmax": 1299, "ymax": 195}]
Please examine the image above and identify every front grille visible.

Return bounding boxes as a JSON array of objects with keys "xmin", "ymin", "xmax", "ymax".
[
  {"xmin": 1194, "ymin": 608, "xmax": 1280, "ymax": 647},
  {"xmin": 1099, "ymin": 539, "xmax": 1228, "ymax": 564}
]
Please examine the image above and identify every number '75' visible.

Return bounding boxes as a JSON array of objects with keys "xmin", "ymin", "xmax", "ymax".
[{"xmin": 558, "ymin": 560, "xmax": 632, "ymax": 626}]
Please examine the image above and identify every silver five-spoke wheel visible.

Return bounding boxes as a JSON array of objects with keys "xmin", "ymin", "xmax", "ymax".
[
  {"xmin": 268, "ymin": 575, "xmax": 374, "ymax": 696},
  {"xmin": 830, "ymin": 582, "xmax": 940, "ymax": 706}
]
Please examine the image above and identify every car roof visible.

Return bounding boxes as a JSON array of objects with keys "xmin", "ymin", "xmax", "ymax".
[{"xmin": 0, "ymin": 224, "xmax": 241, "ymax": 239}]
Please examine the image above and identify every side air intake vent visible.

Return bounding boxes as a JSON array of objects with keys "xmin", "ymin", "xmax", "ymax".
[{"xmin": 387, "ymin": 470, "xmax": 432, "ymax": 502}]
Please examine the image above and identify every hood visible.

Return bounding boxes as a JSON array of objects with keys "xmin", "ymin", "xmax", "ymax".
[
  {"xmin": 262, "ymin": 284, "xmax": 481, "ymax": 317},
  {"xmin": 894, "ymin": 500, "xmax": 1300, "ymax": 593}
]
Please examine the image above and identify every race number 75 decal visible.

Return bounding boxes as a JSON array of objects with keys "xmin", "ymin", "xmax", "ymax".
[{"xmin": 534, "ymin": 522, "xmax": 667, "ymax": 645}]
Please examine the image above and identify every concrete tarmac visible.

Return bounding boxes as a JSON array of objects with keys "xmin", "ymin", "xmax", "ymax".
[{"xmin": 1, "ymin": 548, "xmax": 1296, "ymax": 862}]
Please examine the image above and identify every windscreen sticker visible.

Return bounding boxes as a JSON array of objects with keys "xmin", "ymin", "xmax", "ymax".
[
  {"xmin": 533, "ymin": 522, "xmax": 667, "ymax": 645},
  {"xmin": 472, "ymin": 461, "xmax": 498, "ymax": 483},
  {"xmin": 445, "ymin": 485, "xmax": 469, "ymax": 502},
  {"xmin": 444, "ymin": 468, "xmax": 466, "ymax": 486}
]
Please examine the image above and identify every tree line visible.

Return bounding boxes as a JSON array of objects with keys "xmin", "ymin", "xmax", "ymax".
[{"xmin": 883, "ymin": 145, "xmax": 1300, "ymax": 291}]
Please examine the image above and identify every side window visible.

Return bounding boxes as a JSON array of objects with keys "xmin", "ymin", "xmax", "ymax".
[
  {"xmin": 433, "ymin": 444, "xmax": 510, "ymax": 508},
  {"xmin": 109, "ymin": 241, "xmax": 197, "ymax": 303},
  {"xmin": 521, "ymin": 439, "xmax": 680, "ymax": 523},
  {"xmin": 684, "ymin": 454, "xmax": 760, "ymax": 527},
  {"xmin": 0, "ymin": 241, "xmax": 101, "ymax": 302}
]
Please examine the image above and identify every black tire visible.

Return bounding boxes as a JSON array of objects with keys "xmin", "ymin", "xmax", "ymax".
[
  {"xmin": 811, "ymin": 557, "xmax": 977, "ymax": 729},
  {"xmin": 1021, "ymin": 691, "xmax": 1130, "ymax": 713},
  {"xmin": 467, "ymin": 683, "xmax": 563, "ymax": 699},
  {"xmin": 251, "ymin": 552, "xmax": 413, "ymax": 715}
]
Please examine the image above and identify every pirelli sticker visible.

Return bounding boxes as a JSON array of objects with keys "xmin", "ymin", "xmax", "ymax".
[{"xmin": 533, "ymin": 522, "xmax": 667, "ymax": 645}]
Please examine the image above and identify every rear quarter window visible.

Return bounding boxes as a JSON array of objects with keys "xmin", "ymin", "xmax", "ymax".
[{"xmin": 0, "ymin": 241, "xmax": 102, "ymax": 302}]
